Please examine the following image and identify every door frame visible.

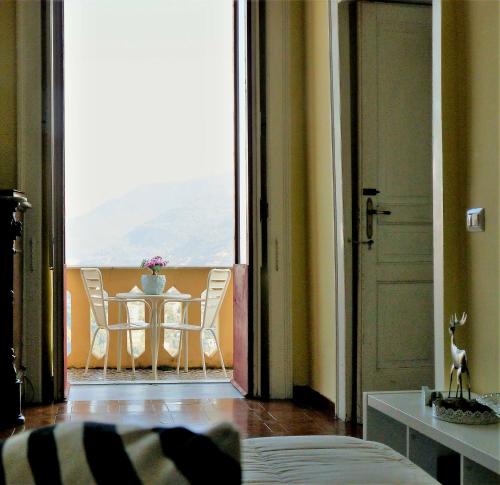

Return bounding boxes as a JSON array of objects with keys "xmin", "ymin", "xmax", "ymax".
[
  {"xmin": 329, "ymin": 0, "xmax": 445, "ymax": 422},
  {"xmin": 17, "ymin": 0, "xmax": 66, "ymax": 403},
  {"xmin": 19, "ymin": 0, "xmax": 293, "ymax": 402}
]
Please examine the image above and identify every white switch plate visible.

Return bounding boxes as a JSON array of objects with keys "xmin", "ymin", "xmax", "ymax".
[{"xmin": 466, "ymin": 208, "xmax": 485, "ymax": 232}]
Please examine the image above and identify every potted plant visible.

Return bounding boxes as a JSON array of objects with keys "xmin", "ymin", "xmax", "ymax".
[{"xmin": 140, "ymin": 256, "xmax": 168, "ymax": 295}]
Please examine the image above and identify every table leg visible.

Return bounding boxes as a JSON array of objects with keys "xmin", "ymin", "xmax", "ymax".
[
  {"xmin": 152, "ymin": 301, "xmax": 158, "ymax": 380},
  {"xmin": 183, "ymin": 302, "xmax": 189, "ymax": 373},
  {"xmin": 184, "ymin": 330, "xmax": 189, "ymax": 373}
]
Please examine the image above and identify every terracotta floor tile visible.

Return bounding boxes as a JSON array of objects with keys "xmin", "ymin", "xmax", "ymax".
[
  {"xmin": 55, "ymin": 414, "xmax": 72, "ymax": 423},
  {"xmin": 243, "ymin": 400, "xmax": 266, "ymax": 410},
  {"xmin": 119, "ymin": 415, "xmax": 163, "ymax": 427},
  {"xmin": 166, "ymin": 402, "xmax": 205, "ymax": 412},
  {"xmin": 268, "ymin": 412, "xmax": 318, "ymax": 423},
  {"xmin": 24, "ymin": 417, "xmax": 56, "ymax": 428},
  {"xmin": 1, "ymin": 384, "xmax": 362, "ymax": 441},
  {"xmin": 263, "ymin": 420, "xmax": 288, "ymax": 434},
  {"xmin": 170, "ymin": 411, "xmax": 209, "ymax": 425},
  {"xmin": 119, "ymin": 403, "xmax": 154, "ymax": 414}
]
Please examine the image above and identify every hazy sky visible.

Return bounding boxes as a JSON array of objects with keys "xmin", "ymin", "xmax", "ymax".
[{"xmin": 64, "ymin": 0, "xmax": 234, "ymax": 218}]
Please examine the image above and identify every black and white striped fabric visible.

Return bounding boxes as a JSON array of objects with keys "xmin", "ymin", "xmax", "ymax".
[{"xmin": 0, "ymin": 421, "xmax": 241, "ymax": 485}]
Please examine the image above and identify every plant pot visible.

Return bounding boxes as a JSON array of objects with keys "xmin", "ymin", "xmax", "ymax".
[{"xmin": 141, "ymin": 274, "xmax": 166, "ymax": 295}]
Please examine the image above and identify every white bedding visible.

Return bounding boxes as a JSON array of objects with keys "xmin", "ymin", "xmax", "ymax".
[{"xmin": 242, "ymin": 435, "xmax": 438, "ymax": 484}]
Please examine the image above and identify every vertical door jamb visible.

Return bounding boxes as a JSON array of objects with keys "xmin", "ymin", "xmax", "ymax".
[
  {"xmin": 329, "ymin": 0, "xmax": 351, "ymax": 421},
  {"xmin": 431, "ymin": 0, "xmax": 445, "ymax": 390},
  {"xmin": 17, "ymin": 0, "xmax": 44, "ymax": 403},
  {"xmin": 42, "ymin": 0, "xmax": 66, "ymax": 402}
]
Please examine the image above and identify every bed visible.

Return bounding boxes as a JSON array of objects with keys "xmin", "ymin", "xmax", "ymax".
[{"xmin": 242, "ymin": 435, "xmax": 438, "ymax": 484}]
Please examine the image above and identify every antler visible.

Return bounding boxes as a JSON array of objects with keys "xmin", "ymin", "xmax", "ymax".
[{"xmin": 450, "ymin": 312, "xmax": 467, "ymax": 328}]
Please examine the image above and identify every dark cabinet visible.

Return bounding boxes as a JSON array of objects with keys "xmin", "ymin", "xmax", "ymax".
[{"xmin": 0, "ymin": 189, "xmax": 30, "ymax": 428}]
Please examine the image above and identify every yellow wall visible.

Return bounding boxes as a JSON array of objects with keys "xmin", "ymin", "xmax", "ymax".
[
  {"xmin": 442, "ymin": 0, "xmax": 500, "ymax": 392},
  {"xmin": 304, "ymin": 0, "xmax": 337, "ymax": 404},
  {"xmin": 441, "ymin": 0, "xmax": 468, "ymax": 387},
  {"xmin": 66, "ymin": 268, "xmax": 233, "ymax": 369},
  {"xmin": 289, "ymin": 1, "xmax": 310, "ymax": 388},
  {"xmin": 0, "ymin": 0, "xmax": 17, "ymax": 188}
]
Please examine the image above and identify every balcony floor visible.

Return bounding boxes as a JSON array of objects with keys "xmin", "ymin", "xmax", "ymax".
[{"xmin": 68, "ymin": 367, "xmax": 233, "ymax": 385}]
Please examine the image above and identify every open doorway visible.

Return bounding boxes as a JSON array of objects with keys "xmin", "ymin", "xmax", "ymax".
[{"xmin": 62, "ymin": 0, "xmax": 250, "ymax": 390}]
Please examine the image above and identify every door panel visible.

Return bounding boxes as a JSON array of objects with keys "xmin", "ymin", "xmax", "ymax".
[
  {"xmin": 232, "ymin": 264, "xmax": 249, "ymax": 396},
  {"xmin": 232, "ymin": 0, "xmax": 251, "ymax": 397},
  {"xmin": 358, "ymin": 2, "xmax": 433, "ymax": 395},
  {"xmin": 376, "ymin": 282, "xmax": 434, "ymax": 368}
]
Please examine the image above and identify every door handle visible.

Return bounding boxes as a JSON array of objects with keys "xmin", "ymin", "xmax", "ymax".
[
  {"xmin": 351, "ymin": 239, "xmax": 374, "ymax": 250},
  {"xmin": 366, "ymin": 198, "xmax": 391, "ymax": 240},
  {"xmin": 367, "ymin": 209, "xmax": 391, "ymax": 215},
  {"xmin": 366, "ymin": 198, "xmax": 374, "ymax": 239}
]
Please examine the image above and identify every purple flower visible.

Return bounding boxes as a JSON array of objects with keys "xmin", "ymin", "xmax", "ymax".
[{"xmin": 141, "ymin": 256, "xmax": 169, "ymax": 275}]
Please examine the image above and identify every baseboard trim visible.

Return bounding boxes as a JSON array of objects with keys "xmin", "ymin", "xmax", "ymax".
[{"xmin": 293, "ymin": 386, "xmax": 336, "ymax": 416}]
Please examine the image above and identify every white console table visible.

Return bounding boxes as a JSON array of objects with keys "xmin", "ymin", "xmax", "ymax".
[{"xmin": 364, "ymin": 391, "xmax": 499, "ymax": 485}]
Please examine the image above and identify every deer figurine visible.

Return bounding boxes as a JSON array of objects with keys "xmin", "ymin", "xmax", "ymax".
[{"xmin": 448, "ymin": 312, "xmax": 471, "ymax": 400}]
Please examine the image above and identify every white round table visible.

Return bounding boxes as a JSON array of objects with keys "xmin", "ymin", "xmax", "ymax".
[{"xmin": 115, "ymin": 292, "xmax": 200, "ymax": 379}]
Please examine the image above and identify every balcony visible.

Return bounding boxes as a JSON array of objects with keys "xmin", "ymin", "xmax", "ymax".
[{"xmin": 66, "ymin": 267, "xmax": 233, "ymax": 382}]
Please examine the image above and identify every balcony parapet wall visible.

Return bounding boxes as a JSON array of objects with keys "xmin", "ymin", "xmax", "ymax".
[{"xmin": 66, "ymin": 267, "xmax": 233, "ymax": 369}]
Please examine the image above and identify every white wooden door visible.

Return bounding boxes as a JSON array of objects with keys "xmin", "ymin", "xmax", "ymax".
[{"xmin": 358, "ymin": 2, "xmax": 434, "ymax": 395}]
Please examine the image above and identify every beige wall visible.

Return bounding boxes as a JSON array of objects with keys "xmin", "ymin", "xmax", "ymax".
[
  {"xmin": 442, "ymin": 0, "xmax": 500, "ymax": 392},
  {"xmin": 304, "ymin": 0, "xmax": 337, "ymax": 404},
  {"xmin": 0, "ymin": 0, "xmax": 17, "ymax": 188}
]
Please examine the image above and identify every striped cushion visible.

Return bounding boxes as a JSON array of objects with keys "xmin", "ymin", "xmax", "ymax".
[{"xmin": 0, "ymin": 422, "xmax": 241, "ymax": 485}]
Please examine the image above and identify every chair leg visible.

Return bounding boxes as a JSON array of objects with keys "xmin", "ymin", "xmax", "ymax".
[
  {"xmin": 117, "ymin": 331, "xmax": 123, "ymax": 371},
  {"xmin": 85, "ymin": 329, "xmax": 99, "ymax": 376},
  {"xmin": 103, "ymin": 329, "xmax": 110, "ymax": 378},
  {"xmin": 210, "ymin": 328, "xmax": 227, "ymax": 377},
  {"xmin": 176, "ymin": 330, "xmax": 183, "ymax": 375},
  {"xmin": 200, "ymin": 332, "xmax": 207, "ymax": 378},
  {"xmin": 128, "ymin": 329, "xmax": 136, "ymax": 376},
  {"xmin": 184, "ymin": 331, "xmax": 189, "ymax": 373}
]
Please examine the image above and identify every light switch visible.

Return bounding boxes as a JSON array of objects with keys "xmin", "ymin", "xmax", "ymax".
[{"xmin": 466, "ymin": 208, "xmax": 485, "ymax": 232}]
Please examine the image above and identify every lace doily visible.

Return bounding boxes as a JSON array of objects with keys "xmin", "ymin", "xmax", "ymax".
[
  {"xmin": 476, "ymin": 393, "xmax": 500, "ymax": 416},
  {"xmin": 432, "ymin": 403, "xmax": 499, "ymax": 425}
]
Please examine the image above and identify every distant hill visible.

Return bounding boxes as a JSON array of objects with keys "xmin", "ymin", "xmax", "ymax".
[{"xmin": 66, "ymin": 176, "xmax": 234, "ymax": 266}]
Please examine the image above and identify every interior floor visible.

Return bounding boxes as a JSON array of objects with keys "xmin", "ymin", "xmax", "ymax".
[
  {"xmin": 2, "ymin": 384, "xmax": 361, "ymax": 441},
  {"xmin": 68, "ymin": 382, "xmax": 242, "ymax": 400}
]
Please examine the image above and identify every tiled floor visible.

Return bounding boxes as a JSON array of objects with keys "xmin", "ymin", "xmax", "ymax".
[
  {"xmin": 1, "ymin": 383, "xmax": 361, "ymax": 441},
  {"xmin": 68, "ymin": 383, "xmax": 243, "ymax": 400},
  {"xmin": 68, "ymin": 367, "xmax": 232, "ymax": 384}
]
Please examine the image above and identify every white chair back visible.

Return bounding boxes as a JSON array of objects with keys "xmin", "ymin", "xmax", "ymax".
[
  {"xmin": 201, "ymin": 269, "xmax": 231, "ymax": 330},
  {"xmin": 81, "ymin": 268, "xmax": 108, "ymax": 329}
]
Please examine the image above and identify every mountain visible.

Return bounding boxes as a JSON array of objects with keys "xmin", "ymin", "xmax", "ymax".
[{"xmin": 65, "ymin": 176, "xmax": 234, "ymax": 267}]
